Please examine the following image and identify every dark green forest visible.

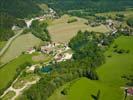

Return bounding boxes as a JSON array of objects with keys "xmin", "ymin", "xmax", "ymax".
[
  {"xmin": 30, "ymin": 20, "xmax": 51, "ymax": 41},
  {"xmin": 38, "ymin": 0, "xmax": 133, "ymax": 15},
  {"xmin": 0, "ymin": 0, "xmax": 133, "ymax": 42},
  {"xmin": 0, "ymin": 0, "xmax": 41, "ymax": 41},
  {"xmin": 0, "ymin": 0, "xmax": 41, "ymax": 18}
]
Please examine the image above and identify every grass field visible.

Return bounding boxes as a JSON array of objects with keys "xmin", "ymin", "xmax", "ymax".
[
  {"xmin": 96, "ymin": 10, "xmax": 133, "ymax": 28},
  {"xmin": 32, "ymin": 54, "xmax": 52, "ymax": 63},
  {"xmin": 48, "ymin": 15, "xmax": 110, "ymax": 43},
  {"xmin": 48, "ymin": 36, "xmax": 133, "ymax": 100},
  {"xmin": 0, "ymin": 33, "xmax": 42, "ymax": 64},
  {"xmin": 0, "ymin": 52, "xmax": 53, "ymax": 92},
  {"xmin": 0, "ymin": 54, "xmax": 33, "ymax": 90},
  {"xmin": 0, "ymin": 41, "xmax": 7, "ymax": 51}
]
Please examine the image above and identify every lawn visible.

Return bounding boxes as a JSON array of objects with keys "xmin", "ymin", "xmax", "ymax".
[
  {"xmin": 48, "ymin": 36, "xmax": 133, "ymax": 100},
  {"xmin": 0, "ymin": 33, "xmax": 42, "ymax": 64},
  {"xmin": 48, "ymin": 15, "xmax": 110, "ymax": 43}
]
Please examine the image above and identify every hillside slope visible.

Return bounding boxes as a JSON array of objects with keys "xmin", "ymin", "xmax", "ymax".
[
  {"xmin": 0, "ymin": 0, "xmax": 41, "ymax": 18},
  {"xmin": 0, "ymin": 0, "xmax": 41, "ymax": 42},
  {"xmin": 38, "ymin": 0, "xmax": 133, "ymax": 14}
]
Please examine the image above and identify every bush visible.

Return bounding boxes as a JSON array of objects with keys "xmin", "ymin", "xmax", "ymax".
[
  {"xmin": 113, "ymin": 44, "xmax": 118, "ymax": 48},
  {"xmin": 114, "ymin": 48, "xmax": 129, "ymax": 54},
  {"xmin": 67, "ymin": 18, "xmax": 78, "ymax": 23},
  {"xmin": 61, "ymin": 88, "xmax": 68, "ymax": 95},
  {"xmin": 127, "ymin": 18, "xmax": 133, "ymax": 27}
]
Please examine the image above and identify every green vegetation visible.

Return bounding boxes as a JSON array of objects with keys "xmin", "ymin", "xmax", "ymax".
[
  {"xmin": 49, "ymin": 36, "xmax": 133, "ymax": 100},
  {"xmin": 17, "ymin": 30, "xmax": 116, "ymax": 100},
  {"xmin": 0, "ymin": 41, "xmax": 7, "ymax": 51},
  {"xmin": 30, "ymin": 20, "xmax": 51, "ymax": 41},
  {"xmin": 0, "ymin": 13, "xmax": 26, "ymax": 42},
  {"xmin": 67, "ymin": 18, "xmax": 77, "ymax": 23},
  {"xmin": 127, "ymin": 18, "xmax": 133, "ymax": 27},
  {"xmin": 40, "ymin": 0, "xmax": 133, "ymax": 16},
  {"xmin": 2, "ymin": 91, "xmax": 15, "ymax": 100},
  {"xmin": 13, "ymin": 74, "xmax": 39, "ymax": 89},
  {"xmin": 32, "ymin": 54, "xmax": 52, "ymax": 63},
  {"xmin": 0, "ymin": 0, "xmax": 44, "ymax": 42},
  {"xmin": 48, "ymin": 15, "xmax": 109, "ymax": 43},
  {"xmin": 0, "ymin": 54, "xmax": 33, "ymax": 94},
  {"xmin": 0, "ymin": 33, "xmax": 42, "ymax": 64},
  {"xmin": 0, "ymin": 0, "xmax": 40, "ymax": 18}
]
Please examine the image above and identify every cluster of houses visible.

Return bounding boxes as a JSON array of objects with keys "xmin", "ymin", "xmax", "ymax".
[
  {"xmin": 54, "ymin": 52, "xmax": 72, "ymax": 62},
  {"xmin": 25, "ymin": 8, "xmax": 57, "ymax": 28},
  {"xmin": 40, "ymin": 42, "xmax": 72, "ymax": 62},
  {"xmin": 25, "ymin": 42, "xmax": 73, "ymax": 74},
  {"xmin": 26, "ymin": 42, "xmax": 73, "ymax": 62}
]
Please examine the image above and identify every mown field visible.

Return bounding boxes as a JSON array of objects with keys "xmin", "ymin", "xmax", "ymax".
[
  {"xmin": 0, "ymin": 33, "xmax": 42, "ymax": 64},
  {"xmin": 0, "ymin": 54, "xmax": 33, "ymax": 90},
  {"xmin": 0, "ymin": 52, "xmax": 52, "ymax": 91},
  {"xmin": 48, "ymin": 15, "xmax": 110, "ymax": 43},
  {"xmin": 48, "ymin": 36, "xmax": 133, "ymax": 100}
]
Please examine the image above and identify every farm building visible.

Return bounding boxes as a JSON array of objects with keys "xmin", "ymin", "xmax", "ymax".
[
  {"xmin": 26, "ymin": 47, "xmax": 35, "ymax": 54},
  {"xmin": 54, "ymin": 54, "xmax": 63, "ymax": 62},
  {"xmin": 127, "ymin": 88, "xmax": 133, "ymax": 96},
  {"xmin": 41, "ymin": 46, "xmax": 53, "ymax": 54}
]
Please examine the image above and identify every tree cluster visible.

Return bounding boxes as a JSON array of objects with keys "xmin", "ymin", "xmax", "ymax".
[{"xmin": 30, "ymin": 20, "xmax": 51, "ymax": 41}]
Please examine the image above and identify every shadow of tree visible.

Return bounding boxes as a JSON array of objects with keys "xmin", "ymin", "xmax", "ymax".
[{"xmin": 91, "ymin": 90, "xmax": 101, "ymax": 100}]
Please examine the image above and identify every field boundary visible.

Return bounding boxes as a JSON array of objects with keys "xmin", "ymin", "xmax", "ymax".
[{"xmin": 0, "ymin": 29, "xmax": 24, "ymax": 58}]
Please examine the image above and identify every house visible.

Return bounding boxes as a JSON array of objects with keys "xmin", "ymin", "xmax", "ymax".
[
  {"xmin": 41, "ymin": 46, "xmax": 53, "ymax": 54},
  {"xmin": 26, "ymin": 47, "xmax": 35, "ymax": 54},
  {"xmin": 63, "ymin": 53, "xmax": 72, "ymax": 60},
  {"xmin": 26, "ymin": 65, "xmax": 36, "ymax": 73},
  {"xmin": 54, "ymin": 54, "xmax": 63, "ymax": 62},
  {"xmin": 127, "ymin": 88, "xmax": 133, "ymax": 96}
]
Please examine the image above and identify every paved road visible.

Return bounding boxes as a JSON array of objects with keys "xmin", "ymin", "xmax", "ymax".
[{"xmin": 0, "ymin": 29, "xmax": 24, "ymax": 57}]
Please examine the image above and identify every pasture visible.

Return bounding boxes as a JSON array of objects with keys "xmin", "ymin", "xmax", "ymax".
[
  {"xmin": 0, "ymin": 54, "xmax": 33, "ymax": 90},
  {"xmin": 0, "ymin": 52, "xmax": 53, "ymax": 91},
  {"xmin": 48, "ymin": 36, "xmax": 133, "ymax": 100},
  {"xmin": 0, "ymin": 33, "xmax": 42, "ymax": 64},
  {"xmin": 48, "ymin": 15, "xmax": 110, "ymax": 43}
]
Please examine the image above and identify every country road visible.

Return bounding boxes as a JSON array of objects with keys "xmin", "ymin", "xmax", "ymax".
[
  {"xmin": 0, "ymin": 71, "xmax": 40, "ymax": 100},
  {"xmin": 0, "ymin": 29, "xmax": 24, "ymax": 57}
]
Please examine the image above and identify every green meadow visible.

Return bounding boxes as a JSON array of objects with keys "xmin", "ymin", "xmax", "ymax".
[
  {"xmin": 48, "ymin": 36, "xmax": 133, "ymax": 100},
  {"xmin": 0, "ymin": 33, "xmax": 42, "ymax": 64},
  {"xmin": 0, "ymin": 54, "xmax": 33, "ymax": 90}
]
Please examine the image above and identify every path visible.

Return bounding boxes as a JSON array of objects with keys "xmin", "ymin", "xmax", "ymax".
[
  {"xmin": 0, "ymin": 29, "xmax": 24, "ymax": 57},
  {"xmin": 0, "ymin": 72, "xmax": 39, "ymax": 100}
]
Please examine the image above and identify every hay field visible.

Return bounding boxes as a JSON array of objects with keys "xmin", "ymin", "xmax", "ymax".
[
  {"xmin": 48, "ymin": 15, "xmax": 110, "ymax": 43},
  {"xmin": 0, "ymin": 33, "xmax": 42, "ymax": 64}
]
